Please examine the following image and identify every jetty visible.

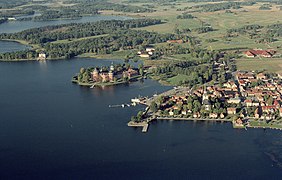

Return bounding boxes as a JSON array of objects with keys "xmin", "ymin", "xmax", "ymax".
[
  {"xmin": 109, "ymin": 104, "xmax": 130, "ymax": 108},
  {"xmin": 142, "ymin": 124, "xmax": 149, "ymax": 132},
  {"xmin": 127, "ymin": 115, "xmax": 156, "ymax": 133}
]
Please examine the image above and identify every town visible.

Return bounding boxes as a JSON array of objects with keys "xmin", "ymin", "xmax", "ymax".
[{"xmin": 129, "ymin": 70, "xmax": 282, "ymax": 132}]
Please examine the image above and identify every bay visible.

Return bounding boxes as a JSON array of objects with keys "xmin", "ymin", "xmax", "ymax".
[
  {"xmin": 0, "ymin": 15, "xmax": 131, "ymax": 34},
  {"xmin": 0, "ymin": 40, "xmax": 31, "ymax": 53}
]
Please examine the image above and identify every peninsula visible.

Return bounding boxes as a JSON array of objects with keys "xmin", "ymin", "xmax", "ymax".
[{"xmin": 129, "ymin": 70, "xmax": 282, "ymax": 133}]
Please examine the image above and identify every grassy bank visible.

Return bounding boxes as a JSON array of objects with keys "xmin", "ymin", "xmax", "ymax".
[{"xmin": 236, "ymin": 58, "xmax": 282, "ymax": 73}]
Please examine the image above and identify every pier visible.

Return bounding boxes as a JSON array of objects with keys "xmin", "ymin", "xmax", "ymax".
[
  {"xmin": 109, "ymin": 104, "xmax": 131, "ymax": 108},
  {"xmin": 127, "ymin": 115, "xmax": 157, "ymax": 133},
  {"xmin": 142, "ymin": 124, "xmax": 149, "ymax": 132}
]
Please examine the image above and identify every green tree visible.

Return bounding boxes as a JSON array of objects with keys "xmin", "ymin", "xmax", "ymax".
[
  {"xmin": 150, "ymin": 101, "xmax": 158, "ymax": 113},
  {"xmin": 137, "ymin": 111, "xmax": 143, "ymax": 121}
]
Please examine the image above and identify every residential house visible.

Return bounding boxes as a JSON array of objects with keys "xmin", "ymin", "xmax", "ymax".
[{"xmin": 227, "ymin": 107, "xmax": 237, "ymax": 115}]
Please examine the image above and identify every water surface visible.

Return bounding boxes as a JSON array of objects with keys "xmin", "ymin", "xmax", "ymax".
[
  {"xmin": 0, "ymin": 58, "xmax": 282, "ymax": 179},
  {"xmin": 0, "ymin": 40, "xmax": 30, "ymax": 53}
]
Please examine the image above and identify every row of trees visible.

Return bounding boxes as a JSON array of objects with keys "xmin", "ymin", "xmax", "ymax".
[
  {"xmin": 193, "ymin": 1, "xmax": 255, "ymax": 12},
  {"xmin": 176, "ymin": 13, "xmax": 194, "ymax": 19},
  {"xmin": 0, "ymin": 50, "xmax": 37, "ymax": 60},
  {"xmin": 193, "ymin": 26, "xmax": 214, "ymax": 34}
]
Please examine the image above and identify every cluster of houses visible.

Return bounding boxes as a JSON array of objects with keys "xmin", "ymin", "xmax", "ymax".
[
  {"xmin": 91, "ymin": 64, "xmax": 138, "ymax": 83},
  {"xmin": 244, "ymin": 49, "xmax": 276, "ymax": 58},
  {"xmin": 157, "ymin": 80, "xmax": 242, "ymax": 119},
  {"xmin": 236, "ymin": 71, "xmax": 282, "ymax": 120},
  {"xmin": 137, "ymin": 47, "xmax": 155, "ymax": 58},
  {"xmin": 154, "ymin": 71, "xmax": 282, "ymax": 126},
  {"xmin": 137, "ymin": 40, "xmax": 185, "ymax": 58}
]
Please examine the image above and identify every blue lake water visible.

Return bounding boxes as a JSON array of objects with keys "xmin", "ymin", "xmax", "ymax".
[
  {"xmin": 0, "ymin": 58, "xmax": 281, "ymax": 179},
  {"xmin": 0, "ymin": 40, "xmax": 31, "ymax": 53},
  {"xmin": 0, "ymin": 14, "xmax": 282, "ymax": 179}
]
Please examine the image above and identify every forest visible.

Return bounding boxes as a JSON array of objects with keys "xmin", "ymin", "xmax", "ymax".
[{"xmin": 0, "ymin": 19, "xmax": 181, "ymax": 60}]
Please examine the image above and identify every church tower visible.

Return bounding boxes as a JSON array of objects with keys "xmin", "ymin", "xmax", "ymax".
[
  {"xmin": 202, "ymin": 86, "xmax": 211, "ymax": 111},
  {"xmin": 110, "ymin": 62, "xmax": 115, "ymax": 72},
  {"xmin": 92, "ymin": 68, "xmax": 99, "ymax": 81}
]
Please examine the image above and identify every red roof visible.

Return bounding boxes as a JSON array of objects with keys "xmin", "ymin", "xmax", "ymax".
[
  {"xmin": 244, "ymin": 49, "xmax": 274, "ymax": 57},
  {"xmin": 262, "ymin": 106, "xmax": 276, "ymax": 110},
  {"xmin": 274, "ymin": 100, "xmax": 280, "ymax": 106}
]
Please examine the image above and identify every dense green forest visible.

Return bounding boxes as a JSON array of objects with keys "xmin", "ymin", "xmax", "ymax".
[
  {"xmin": 0, "ymin": 19, "xmax": 183, "ymax": 60},
  {"xmin": 33, "ymin": 2, "xmax": 154, "ymax": 21},
  {"xmin": 0, "ymin": 19, "xmax": 163, "ymax": 43}
]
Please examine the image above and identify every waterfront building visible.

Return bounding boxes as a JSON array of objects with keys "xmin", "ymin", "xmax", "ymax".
[
  {"xmin": 91, "ymin": 68, "xmax": 115, "ymax": 83},
  {"xmin": 38, "ymin": 52, "xmax": 46, "ymax": 60}
]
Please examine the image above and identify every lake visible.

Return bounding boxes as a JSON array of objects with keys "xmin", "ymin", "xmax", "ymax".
[
  {"xmin": 0, "ymin": 15, "xmax": 282, "ymax": 179},
  {"xmin": 0, "ymin": 40, "xmax": 31, "ymax": 53},
  {"xmin": 0, "ymin": 15, "xmax": 131, "ymax": 34},
  {"xmin": 0, "ymin": 58, "xmax": 282, "ymax": 179}
]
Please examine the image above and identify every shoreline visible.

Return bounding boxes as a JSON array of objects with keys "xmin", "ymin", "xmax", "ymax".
[
  {"xmin": 0, "ymin": 54, "xmax": 126, "ymax": 62},
  {"xmin": 128, "ymin": 115, "xmax": 282, "ymax": 133},
  {"xmin": 72, "ymin": 75, "xmax": 143, "ymax": 87},
  {"xmin": 128, "ymin": 84, "xmax": 282, "ymax": 133}
]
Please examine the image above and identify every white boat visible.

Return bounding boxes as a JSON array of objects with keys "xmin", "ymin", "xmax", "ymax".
[{"xmin": 131, "ymin": 98, "xmax": 141, "ymax": 103}]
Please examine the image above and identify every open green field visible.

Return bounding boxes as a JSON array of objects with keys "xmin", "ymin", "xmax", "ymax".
[
  {"xmin": 51, "ymin": 34, "xmax": 109, "ymax": 44},
  {"xmin": 106, "ymin": 1, "xmax": 282, "ymax": 52},
  {"xmin": 236, "ymin": 58, "xmax": 282, "ymax": 73},
  {"xmin": 167, "ymin": 74, "xmax": 191, "ymax": 85}
]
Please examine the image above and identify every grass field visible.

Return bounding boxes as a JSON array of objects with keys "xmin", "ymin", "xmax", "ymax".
[
  {"xmin": 166, "ymin": 74, "xmax": 191, "ymax": 85},
  {"xmin": 108, "ymin": 2, "xmax": 282, "ymax": 52},
  {"xmin": 236, "ymin": 58, "xmax": 282, "ymax": 73},
  {"xmin": 51, "ymin": 34, "xmax": 109, "ymax": 44}
]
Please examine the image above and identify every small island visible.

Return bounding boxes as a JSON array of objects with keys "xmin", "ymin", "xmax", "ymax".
[{"xmin": 72, "ymin": 63, "xmax": 144, "ymax": 87}]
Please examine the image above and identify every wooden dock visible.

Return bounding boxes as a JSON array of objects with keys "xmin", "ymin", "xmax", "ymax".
[
  {"xmin": 127, "ymin": 116, "xmax": 156, "ymax": 133},
  {"xmin": 142, "ymin": 124, "xmax": 149, "ymax": 133}
]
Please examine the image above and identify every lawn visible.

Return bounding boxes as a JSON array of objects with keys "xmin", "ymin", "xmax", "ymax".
[
  {"xmin": 166, "ymin": 74, "xmax": 192, "ymax": 85},
  {"xmin": 51, "ymin": 34, "xmax": 109, "ymax": 44},
  {"xmin": 236, "ymin": 58, "xmax": 282, "ymax": 73},
  {"xmin": 124, "ymin": 2, "xmax": 282, "ymax": 52}
]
